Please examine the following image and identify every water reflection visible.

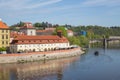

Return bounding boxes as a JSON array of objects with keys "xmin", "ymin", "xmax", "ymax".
[{"xmin": 0, "ymin": 57, "xmax": 80, "ymax": 80}]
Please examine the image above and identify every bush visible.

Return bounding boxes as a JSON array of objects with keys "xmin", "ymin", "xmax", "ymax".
[{"xmin": 0, "ymin": 47, "xmax": 7, "ymax": 51}]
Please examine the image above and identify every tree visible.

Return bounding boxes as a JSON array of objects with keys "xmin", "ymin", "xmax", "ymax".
[
  {"xmin": 68, "ymin": 36, "xmax": 81, "ymax": 46},
  {"xmin": 55, "ymin": 26, "xmax": 67, "ymax": 37},
  {"xmin": 33, "ymin": 22, "xmax": 43, "ymax": 29}
]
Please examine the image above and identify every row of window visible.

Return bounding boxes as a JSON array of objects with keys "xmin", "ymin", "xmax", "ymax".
[
  {"xmin": 1, "ymin": 41, "xmax": 9, "ymax": 45},
  {"xmin": 19, "ymin": 40, "xmax": 66, "ymax": 43},
  {"xmin": 1, "ymin": 30, "xmax": 9, "ymax": 33},
  {"xmin": 1, "ymin": 35, "xmax": 9, "ymax": 39},
  {"xmin": 18, "ymin": 44, "xmax": 68, "ymax": 48}
]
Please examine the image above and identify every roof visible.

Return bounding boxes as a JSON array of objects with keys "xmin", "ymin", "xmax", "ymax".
[
  {"xmin": 14, "ymin": 35, "xmax": 67, "ymax": 40},
  {"xmin": 20, "ymin": 22, "xmax": 35, "ymax": 29},
  {"xmin": 0, "ymin": 21, "xmax": 9, "ymax": 29},
  {"xmin": 11, "ymin": 35, "xmax": 69, "ymax": 44},
  {"xmin": 36, "ymin": 29, "xmax": 54, "ymax": 33},
  {"xmin": 10, "ymin": 31, "xmax": 26, "ymax": 38}
]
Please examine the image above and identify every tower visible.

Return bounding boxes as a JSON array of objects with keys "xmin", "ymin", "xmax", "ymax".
[{"xmin": 20, "ymin": 22, "xmax": 36, "ymax": 36}]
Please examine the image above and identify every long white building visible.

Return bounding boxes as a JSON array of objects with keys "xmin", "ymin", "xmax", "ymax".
[{"xmin": 10, "ymin": 35, "xmax": 69, "ymax": 53}]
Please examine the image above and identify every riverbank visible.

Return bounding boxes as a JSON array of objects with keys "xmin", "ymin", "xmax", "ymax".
[{"xmin": 0, "ymin": 47, "xmax": 84, "ymax": 64}]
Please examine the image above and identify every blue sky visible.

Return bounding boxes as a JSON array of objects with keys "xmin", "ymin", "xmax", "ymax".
[{"xmin": 0, "ymin": 0, "xmax": 120, "ymax": 27}]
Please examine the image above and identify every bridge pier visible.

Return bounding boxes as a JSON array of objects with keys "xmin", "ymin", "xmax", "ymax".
[{"xmin": 103, "ymin": 38, "xmax": 107, "ymax": 48}]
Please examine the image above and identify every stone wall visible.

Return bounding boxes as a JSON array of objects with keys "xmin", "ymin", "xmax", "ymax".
[{"xmin": 0, "ymin": 48, "xmax": 84, "ymax": 64}]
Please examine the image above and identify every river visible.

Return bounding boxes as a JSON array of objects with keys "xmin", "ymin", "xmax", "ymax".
[{"xmin": 0, "ymin": 48, "xmax": 120, "ymax": 80}]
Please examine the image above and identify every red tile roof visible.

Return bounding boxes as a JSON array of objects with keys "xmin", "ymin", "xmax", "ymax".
[
  {"xmin": 10, "ymin": 31, "xmax": 26, "ymax": 38},
  {"xmin": 0, "ymin": 21, "xmax": 9, "ymax": 29},
  {"xmin": 11, "ymin": 35, "xmax": 69, "ymax": 44}
]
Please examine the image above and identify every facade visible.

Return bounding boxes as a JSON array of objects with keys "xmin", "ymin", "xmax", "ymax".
[
  {"xmin": 10, "ymin": 35, "xmax": 70, "ymax": 53},
  {"xmin": 0, "ymin": 20, "xmax": 10, "ymax": 48},
  {"xmin": 20, "ymin": 22, "xmax": 36, "ymax": 36}
]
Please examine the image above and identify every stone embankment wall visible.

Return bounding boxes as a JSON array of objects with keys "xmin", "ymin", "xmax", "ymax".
[{"xmin": 0, "ymin": 48, "xmax": 84, "ymax": 64}]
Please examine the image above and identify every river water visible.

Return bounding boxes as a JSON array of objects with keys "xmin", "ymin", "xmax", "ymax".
[{"xmin": 0, "ymin": 48, "xmax": 120, "ymax": 80}]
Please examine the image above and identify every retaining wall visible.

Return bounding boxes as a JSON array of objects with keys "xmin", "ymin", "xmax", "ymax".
[{"xmin": 0, "ymin": 48, "xmax": 84, "ymax": 63}]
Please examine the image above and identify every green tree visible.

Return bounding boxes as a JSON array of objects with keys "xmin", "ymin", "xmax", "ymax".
[
  {"xmin": 68, "ymin": 36, "xmax": 81, "ymax": 46},
  {"xmin": 55, "ymin": 26, "xmax": 67, "ymax": 37},
  {"xmin": 33, "ymin": 22, "xmax": 43, "ymax": 29}
]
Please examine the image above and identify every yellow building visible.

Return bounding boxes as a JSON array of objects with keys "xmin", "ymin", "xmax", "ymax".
[{"xmin": 0, "ymin": 20, "xmax": 10, "ymax": 48}]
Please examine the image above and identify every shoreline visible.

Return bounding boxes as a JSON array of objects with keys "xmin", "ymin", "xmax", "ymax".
[{"xmin": 0, "ymin": 47, "xmax": 84, "ymax": 64}]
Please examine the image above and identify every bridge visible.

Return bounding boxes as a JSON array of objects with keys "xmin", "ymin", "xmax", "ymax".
[{"xmin": 89, "ymin": 36, "xmax": 120, "ymax": 48}]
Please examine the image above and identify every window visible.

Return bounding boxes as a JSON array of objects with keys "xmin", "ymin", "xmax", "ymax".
[
  {"xmin": 6, "ymin": 41, "xmax": 8, "ymax": 44},
  {"xmin": 2, "ymin": 35, "xmax": 4, "ymax": 39},
  {"xmin": 6, "ymin": 30, "xmax": 8, "ymax": 33},
  {"xmin": 6, "ymin": 35, "xmax": 8, "ymax": 39},
  {"xmin": 2, "ymin": 41, "xmax": 4, "ymax": 45},
  {"xmin": 31, "ymin": 31, "xmax": 32, "ymax": 35},
  {"xmin": 2, "ymin": 30, "xmax": 4, "ymax": 33}
]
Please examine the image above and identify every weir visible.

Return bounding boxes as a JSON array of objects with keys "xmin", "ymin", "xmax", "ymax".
[{"xmin": 89, "ymin": 37, "xmax": 120, "ymax": 48}]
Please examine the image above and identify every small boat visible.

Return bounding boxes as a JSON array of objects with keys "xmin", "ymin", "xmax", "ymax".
[{"xmin": 94, "ymin": 51, "xmax": 99, "ymax": 56}]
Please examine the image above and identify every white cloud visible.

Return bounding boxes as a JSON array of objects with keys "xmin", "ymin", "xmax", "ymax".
[
  {"xmin": 0, "ymin": 0, "xmax": 62, "ymax": 9},
  {"xmin": 81, "ymin": 0, "xmax": 120, "ymax": 7}
]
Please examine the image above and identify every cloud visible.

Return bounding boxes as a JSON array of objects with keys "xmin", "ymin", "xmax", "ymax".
[
  {"xmin": 0, "ymin": 0, "xmax": 63, "ymax": 9},
  {"xmin": 81, "ymin": 0, "xmax": 120, "ymax": 7},
  {"xmin": 25, "ymin": 0, "xmax": 62, "ymax": 9}
]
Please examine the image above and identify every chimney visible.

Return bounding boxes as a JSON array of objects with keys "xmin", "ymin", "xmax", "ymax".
[{"xmin": 57, "ymin": 30, "xmax": 62, "ymax": 38}]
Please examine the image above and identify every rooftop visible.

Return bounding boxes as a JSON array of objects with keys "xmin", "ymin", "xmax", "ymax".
[{"xmin": 0, "ymin": 21, "xmax": 9, "ymax": 29}]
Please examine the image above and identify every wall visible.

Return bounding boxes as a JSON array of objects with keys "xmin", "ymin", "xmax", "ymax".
[
  {"xmin": 0, "ymin": 48, "xmax": 84, "ymax": 64},
  {"xmin": 10, "ymin": 42, "xmax": 70, "ymax": 53},
  {"xmin": 27, "ymin": 29, "xmax": 36, "ymax": 35}
]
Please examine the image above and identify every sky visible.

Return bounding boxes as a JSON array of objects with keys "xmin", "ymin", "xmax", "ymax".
[{"xmin": 0, "ymin": 0, "xmax": 120, "ymax": 27}]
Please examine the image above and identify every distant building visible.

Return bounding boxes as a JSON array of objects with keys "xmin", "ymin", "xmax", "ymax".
[
  {"xmin": 0, "ymin": 20, "xmax": 10, "ymax": 48},
  {"xmin": 80, "ymin": 30, "xmax": 87, "ymax": 36},
  {"xmin": 67, "ymin": 30, "xmax": 74, "ymax": 37},
  {"xmin": 20, "ymin": 22, "xmax": 36, "ymax": 36},
  {"xmin": 36, "ymin": 28, "xmax": 55, "ymax": 35}
]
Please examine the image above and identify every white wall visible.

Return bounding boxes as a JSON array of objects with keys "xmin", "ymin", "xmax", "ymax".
[
  {"xmin": 27, "ymin": 29, "xmax": 36, "ymax": 35},
  {"xmin": 20, "ymin": 29, "xmax": 36, "ymax": 36},
  {"xmin": 10, "ymin": 43, "xmax": 70, "ymax": 53}
]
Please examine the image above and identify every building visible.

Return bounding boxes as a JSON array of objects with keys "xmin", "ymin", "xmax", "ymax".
[
  {"xmin": 0, "ymin": 20, "xmax": 10, "ymax": 48},
  {"xmin": 36, "ymin": 28, "xmax": 55, "ymax": 35},
  {"xmin": 67, "ymin": 30, "xmax": 74, "ymax": 37},
  {"xmin": 10, "ymin": 31, "xmax": 26, "ymax": 43},
  {"xmin": 80, "ymin": 30, "xmax": 87, "ymax": 36},
  {"xmin": 20, "ymin": 22, "xmax": 36, "ymax": 36},
  {"xmin": 10, "ymin": 33, "xmax": 70, "ymax": 53},
  {"xmin": 37, "ymin": 28, "xmax": 55, "ymax": 35}
]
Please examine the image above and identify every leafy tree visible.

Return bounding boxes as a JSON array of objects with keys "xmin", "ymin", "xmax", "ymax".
[
  {"xmin": 33, "ymin": 22, "xmax": 43, "ymax": 29},
  {"xmin": 55, "ymin": 26, "xmax": 67, "ymax": 37},
  {"xmin": 68, "ymin": 36, "xmax": 81, "ymax": 46}
]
